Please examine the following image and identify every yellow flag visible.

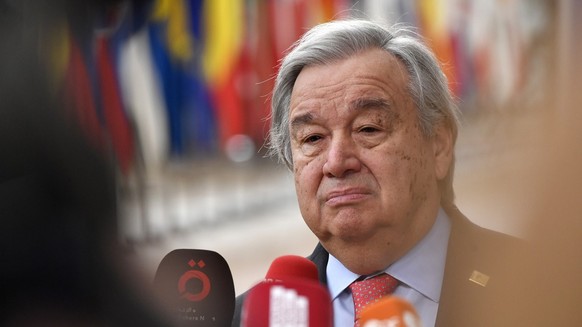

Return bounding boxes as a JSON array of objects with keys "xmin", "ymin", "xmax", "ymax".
[
  {"xmin": 202, "ymin": 0, "xmax": 244, "ymax": 85},
  {"xmin": 151, "ymin": 0, "xmax": 194, "ymax": 62}
]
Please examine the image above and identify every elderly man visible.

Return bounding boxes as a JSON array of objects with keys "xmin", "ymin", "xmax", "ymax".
[{"xmin": 233, "ymin": 19, "xmax": 521, "ymax": 327}]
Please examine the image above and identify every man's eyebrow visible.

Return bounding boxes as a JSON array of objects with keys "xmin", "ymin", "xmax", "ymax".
[
  {"xmin": 290, "ymin": 98, "xmax": 391, "ymax": 131},
  {"xmin": 290, "ymin": 112, "xmax": 314, "ymax": 131},
  {"xmin": 349, "ymin": 98, "xmax": 392, "ymax": 111}
]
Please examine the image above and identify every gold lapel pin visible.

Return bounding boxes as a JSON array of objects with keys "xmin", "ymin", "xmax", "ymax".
[{"xmin": 469, "ymin": 270, "xmax": 490, "ymax": 287}]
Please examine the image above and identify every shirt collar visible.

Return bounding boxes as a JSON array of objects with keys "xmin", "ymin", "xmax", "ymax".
[
  {"xmin": 326, "ymin": 208, "xmax": 451, "ymax": 303},
  {"xmin": 327, "ymin": 252, "xmax": 360, "ymax": 301}
]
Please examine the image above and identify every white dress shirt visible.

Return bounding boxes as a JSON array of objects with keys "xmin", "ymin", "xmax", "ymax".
[{"xmin": 326, "ymin": 209, "xmax": 451, "ymax": 327}]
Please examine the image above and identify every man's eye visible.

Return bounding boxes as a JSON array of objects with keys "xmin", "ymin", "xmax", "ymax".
[
  {"xmin": 304, "ymin": 135, "xmax": 322, "ymax": 143},
  {"xmin": 359, "ymin": 126, "xmax": 380, "ymax": 133}
]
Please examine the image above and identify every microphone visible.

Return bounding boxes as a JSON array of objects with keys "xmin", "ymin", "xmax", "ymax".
[
  {"xmin": 240, "ymin": 255, "xmax": 332, "ymax": 327},
  {"xmin": 153, "ymin": 249, "xmax": 235, "ymax": 327},
  {"xmin": 265, "ymin": 255, "xmax": 319, "ymax": 282},
  {"xmin": 359, "ymin": 296, "xmax": 422, "ymax": 327}
]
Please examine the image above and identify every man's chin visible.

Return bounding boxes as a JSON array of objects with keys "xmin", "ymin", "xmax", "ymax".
[
  {"xmin": 321, "ymin": 232, "xmax": 400, "ymax": 274},
  {"xmin": 329, "ymin": 249, "xmax": 391, "ymax": 275},
  {"xmin": 325, "ymin": 213, "xmax": 377, "ymax": 236}
]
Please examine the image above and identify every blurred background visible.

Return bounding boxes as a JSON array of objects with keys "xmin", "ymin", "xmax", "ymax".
[{"xmin": 2, "ymin": 0, "xmax": 580, "ymax": 314}]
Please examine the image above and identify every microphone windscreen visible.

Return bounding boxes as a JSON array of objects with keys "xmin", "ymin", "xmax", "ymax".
[
  {"xmin": 360, "ymin": 296, "xmax": 422, "ymax": 327},
  {"xmin": 265, "ymin": 255, "xmax": 319, "ymax": 282},
  {"xmin": 241, "ymin": 279, "xmax": 332, "ymax": 327},
  {"xmin": 153, "ymin": 249, "xmax": 235, "ymax": 327}
]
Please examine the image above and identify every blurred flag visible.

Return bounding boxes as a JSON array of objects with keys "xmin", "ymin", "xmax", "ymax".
[
  {"xmin": 202, "ymin": 0, "xmax": 246, "ymax": 151},
  {"xmin": 96, "ymin": 34, "xmax": 136, "ymax": 175},
  {"xmin": 61, "ymin": 31, "xmax": 104, "ymax": 149},
  {"xmin": 119, "ymin": 26, "xmax": 169, "ymax": 170},
  {"xmin": 418, "ymin": 0, "xmax": 459, "ymax": 96}
]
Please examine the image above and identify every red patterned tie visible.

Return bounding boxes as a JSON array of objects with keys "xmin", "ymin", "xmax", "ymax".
[{"xmin": 349, "ymin": 273, "xmax": 399, "ymax": 327}]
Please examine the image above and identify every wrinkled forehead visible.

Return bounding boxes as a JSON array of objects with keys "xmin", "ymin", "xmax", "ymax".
[
  {"xmin": 290, "ymin": 48, "xmax": 411, "ymax": 107},
  {"xmin": 287, "ymin": 49, "xmax": 419, "ymax": 135}
]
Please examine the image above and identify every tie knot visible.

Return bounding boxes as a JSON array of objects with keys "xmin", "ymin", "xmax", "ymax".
[{"xmin": 349, "ymin": 273, "xmax": 399, "ymax": 326}]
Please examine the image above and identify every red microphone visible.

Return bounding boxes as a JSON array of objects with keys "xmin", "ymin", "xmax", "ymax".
[
  {"xmin": 265, "ymin": 255, "xmax": 319, "ymax": 282},
  {"xmin": 359, "ymin": 296, "xmax": 422, "ymax": 327},
  {"xmin": 240, "ymin": 255, "xmax": 332, "ymax": 327}
]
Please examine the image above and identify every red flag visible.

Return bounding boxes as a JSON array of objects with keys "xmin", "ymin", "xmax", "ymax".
[
  {"xmin": 96, "ymin": 36, "xmax": 135, "ymax": 175},
  {"xmin": 62, "ymin": 38, "xmax": 103, "ymax": 149}
]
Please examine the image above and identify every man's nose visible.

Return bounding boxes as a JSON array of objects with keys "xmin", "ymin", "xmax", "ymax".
[{"xmin": 322, "ymin": 135, "xmax": 362, "ymax": 178}]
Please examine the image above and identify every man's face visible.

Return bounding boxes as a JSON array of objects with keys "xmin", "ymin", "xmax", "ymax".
[{"xmin": 289, "ymin": 48, "xmax": 452, "ymax": 274}]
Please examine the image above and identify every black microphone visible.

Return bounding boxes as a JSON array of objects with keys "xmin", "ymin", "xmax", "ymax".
[
  {"xmin": 240, "ymin": 255, "xmax": 332, "ymax": 327},
  {"xmin": 153, "ymin": 249, "xmax": 235, "ymax": 327}
]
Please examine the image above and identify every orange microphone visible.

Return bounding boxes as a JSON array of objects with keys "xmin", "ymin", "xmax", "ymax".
[{"xmin": 359, "ymin": 296, "xmax": 422, "ymax": 327}]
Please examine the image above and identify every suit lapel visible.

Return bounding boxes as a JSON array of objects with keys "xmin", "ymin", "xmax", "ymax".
[
  {"xmin": 436, "ymin": 205, "xmax": 483, "ymax": 325},
  {"xmin": 436, "ymin": 204, "xmax": 522, "ymax": 326},
  {"xmin": 307, "ymin": 242, "xmax": 329, "ymax": 285}
]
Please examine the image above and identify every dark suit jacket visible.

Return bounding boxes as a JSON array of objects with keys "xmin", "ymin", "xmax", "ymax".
[{"xmin": 232, "ymin": 204, "xmax": 525, "ymax": 327}]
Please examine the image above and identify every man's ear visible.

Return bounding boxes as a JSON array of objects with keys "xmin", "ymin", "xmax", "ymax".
[{"xmin": 432, "ymin": 123, "xmax": 454, "ymax": 180}]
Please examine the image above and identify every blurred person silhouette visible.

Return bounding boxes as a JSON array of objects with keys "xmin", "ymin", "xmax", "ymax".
[
  {"xmin": 0, "ymin": 1, "xmax": 173, "ymax": 325},
  {"xmin": 495, "ymin": 8, "xmax": 582, "ymax": 324},
  {"xmin": 232, "ymin": 19, "xmax": 525, "ymax": 327}
]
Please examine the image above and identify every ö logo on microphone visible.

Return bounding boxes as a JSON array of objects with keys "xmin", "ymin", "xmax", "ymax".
[
  {"xmin": 154, "ymin": 249, "xmax": 235, "ymax": 326},
  {"xmin": 178, "ymin": 259, "xmax": 211, "ymax": 302}
]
